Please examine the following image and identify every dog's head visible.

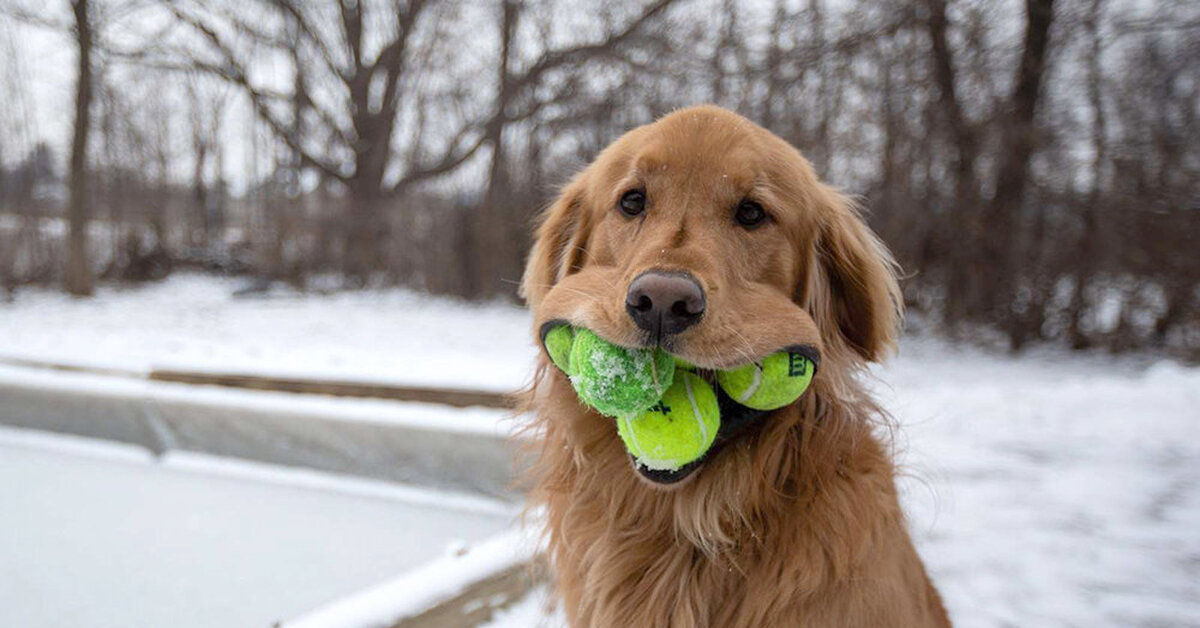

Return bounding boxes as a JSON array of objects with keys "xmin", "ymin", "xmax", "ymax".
[{"xmin": 523, "ymin": 105, "xmax": 900, "ymax": 489}]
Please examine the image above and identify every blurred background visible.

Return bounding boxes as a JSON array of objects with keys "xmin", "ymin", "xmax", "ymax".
[
  {"xmin": 0, "ymin": 1, "xmax": 1197, "ymax": 628},
  {"xmin": 0, "ymin": 0, "xmax": 1195, "ymax": 355}
]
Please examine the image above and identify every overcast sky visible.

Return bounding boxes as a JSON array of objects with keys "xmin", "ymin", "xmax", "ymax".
[{"xmin": 3, "ymin": 12, "xmax": 76, "ymax": 160}]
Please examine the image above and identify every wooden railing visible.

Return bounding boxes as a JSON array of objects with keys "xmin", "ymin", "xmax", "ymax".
[{"xmin": 0, "ymin": 356, "xmax": 512, "ymax": 409}]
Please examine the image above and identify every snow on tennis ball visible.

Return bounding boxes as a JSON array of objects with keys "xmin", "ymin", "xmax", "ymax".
[
  {"xmin": 542, "ymin": 324, "xmax": 575, "ymax": 372},
  {"xmin": 717, "ymin": 350, "xmax": 815, "ymax": 410},
  {"xmin": 617, "ymin": 371, "xmax": 720, "ymax": 471},
  {"xmin": 568, "ymin": 328, "xmax": 675, "ymax": 417}
]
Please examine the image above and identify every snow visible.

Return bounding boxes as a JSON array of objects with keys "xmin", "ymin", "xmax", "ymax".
[
  {"xmin": 476, "ymin": 586, "xmax": 565, "ymax": 628},
  {"xmin": 163, "ymin": 452, "xmax": 517, "ymax": 517},
  {"xmin": 489, "ymin": 348, "xmax": 1200, "ymax": 628},
  {"xmin": 2, "ymin": 274, "xmax": 1198, "ymax": 627},
  {"xmin": 0, "ymin": 427, "xmax": 517, "ymax": 628},
  {"xmin": 885, "ymin": 348, "xmax": 1200, "ymax": 628},
  {"xmin": 0, "ymin": 274, "xmax": 537, "ymax": 392},
  {"xmin": 281, "ymin": 527, "xmax": 539, "ymax": 628}
]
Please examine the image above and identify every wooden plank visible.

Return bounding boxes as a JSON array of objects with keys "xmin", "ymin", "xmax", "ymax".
[
  {"xmin": 0, "ymin": 356, "xmax": 513, "ymax": 410},
  {"xmin": 146, "ymin": 370, "xmax": 514, "ymax": 409},
  {"xmin": 0, "ymin": 356, "xmax": 143, "ymax": 379}
]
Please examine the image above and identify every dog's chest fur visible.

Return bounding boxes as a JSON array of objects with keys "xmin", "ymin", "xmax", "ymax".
[{"xmin": 530, "ymin": 380, "xmax": 951, "ymax": 628}]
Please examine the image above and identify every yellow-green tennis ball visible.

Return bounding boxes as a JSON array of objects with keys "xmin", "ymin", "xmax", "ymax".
[
  {"xmin": 718, "ymin": 351, "xmax": 814, "ymax": 410},
  {"xmin": 674, "ymin": 356, "xmax": 697, "ymax": 371},
  {"xmin": 617, "ymin": 371, "xmax": 720, "ymax": 471},
  {"xmin": 543, "ymin": 324, "xmax": 575, "ymax": 372},
  {"xmin": 569, "ymin": 329, "xmax": 674, "ymax": 417}
]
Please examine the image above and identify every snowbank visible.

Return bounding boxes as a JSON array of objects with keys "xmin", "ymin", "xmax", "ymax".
[{"xmin": 0, "ymin": 274, "xmax": 538, "ymax": 392}]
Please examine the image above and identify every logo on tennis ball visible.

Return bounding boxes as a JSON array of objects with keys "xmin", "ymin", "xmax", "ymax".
[
  {"xmin": 788, "ymin": 352, "xmax": 808, "ymax": 377},
  {"xmin": 717, "ymin": 350, "xmax": 814, "ymax": 411},
  {"xmin": 617, "ymin": 371, "xmax": 720, "ymax": 471}
]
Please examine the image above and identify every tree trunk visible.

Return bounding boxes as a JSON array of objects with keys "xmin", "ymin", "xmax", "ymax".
[
  {"xmin": 192, "ymin": 139, "xmax": 208, "ymax": 248},
  {"xmin": 65, "ymin": 0, "xmax": 94, "ymax": 296},
  {"xmin": 471, "ymin": 0, "xmax": 519, "ymax": 299},
  {"xmin": 991, "ymin": 0, "xmax": 1056, "ymax": 350},
  {"xmin": 345, "ymin": 182, "xmax": 381, "ymax": 286},
  {"xmin": 1067, "ymin": 0, "xmax": 1105, "ymax": 350},
  {"xmin": 762, "ymin": 0, "xmax": 786, "ymax": 130},
  {"xmin": 811, "ymin": 0, "xmax": 831, "ymax": 172},
  {"xmin": 924, "ymin": 0, "xmax": 983, "ymax": 324}
]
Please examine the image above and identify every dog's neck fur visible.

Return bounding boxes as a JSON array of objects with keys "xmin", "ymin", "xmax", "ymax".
[{"xmin": 524, "ymin": 357, "xmax": 947, "ymax": 627}]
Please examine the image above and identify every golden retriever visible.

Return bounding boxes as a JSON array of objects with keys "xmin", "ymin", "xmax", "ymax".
[{"xmin": 520, "ymin": 105, "xmax": 950, "ymax": 627}]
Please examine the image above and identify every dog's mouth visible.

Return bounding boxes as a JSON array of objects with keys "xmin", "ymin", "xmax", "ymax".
[
  {"xmin": 537, "ymin": 321, "xmax": 819, "ymax": 487},
  {"xmin": 632, "ymin": 457, "xmax": 706, "ymax": 484}
]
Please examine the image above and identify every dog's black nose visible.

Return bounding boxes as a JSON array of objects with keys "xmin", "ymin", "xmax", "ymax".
[{"xmin": 626, "ymin": 271, "xmax": 705, "ymax": 336}]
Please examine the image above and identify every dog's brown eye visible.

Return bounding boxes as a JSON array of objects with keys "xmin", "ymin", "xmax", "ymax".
[
  {"xmin": 735, "ymin": 200, "xmax": 767, "ymax": 228},
  {"xmin": 619, "ymin": 190, "xmax": 646, "ymax": 217}
]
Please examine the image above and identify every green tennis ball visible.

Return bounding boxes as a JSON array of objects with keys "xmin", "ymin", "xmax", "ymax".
[
  {"xmin": 673, "ymin": 356, "xmax": 697, "ymax": 371},
  {"xmin": 569, "ymin": 329, "xmax": 674, "ymax": 417},
  {"xmin": 617, "ymin": 371, "xmax": 720, "ymax": 471},
  {"xmin": 543, "ymin": 324, "xmax": 575, "ymax": 372},
  {"xmin": 718, "ymin": 351, "xmax": 814, "ymax": 410}
]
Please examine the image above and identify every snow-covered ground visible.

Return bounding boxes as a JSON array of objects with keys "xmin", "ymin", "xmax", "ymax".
[
  {"xmin": 1, "ymin": 275, "xmax": 1198, "ymax": 627},
  {"xmin": 0, "ymin": 274, "xmax": 536, "ymax": 391},
  {"xmin": 0, "ymin": 427, "xmax": 518, "ymax": 628},
  {"xmin": 882, "ymin": 347, "xmax": 1199, "ymax": 627}
]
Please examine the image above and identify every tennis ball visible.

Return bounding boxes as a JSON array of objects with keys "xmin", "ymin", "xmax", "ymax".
[
  {"xmin": 542, "ymin": 324, "xmax": 575, "ymax": 372},
  {"xmin": 617, "ymin": 371, "xmax": 720, "ymax": 471},
  {"xmin": 717, "ymin": 350, "xmax": 814, "ymax": 410},
  {"xmin": 673, "ymin": 356, "xmax": 697, "ymax": 371},
  {"xmin": 569, "ymin": 328, "xmax": 674, "ymax": 417}
]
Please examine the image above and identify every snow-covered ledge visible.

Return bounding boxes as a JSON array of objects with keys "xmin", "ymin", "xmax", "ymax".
[
  {"xmin": 279, "ymin": 526, "xmax": 544, "ymax": 628},
  {"xmin": 0, "ymin": 363, "xmax": 530, "ymax": 499}
]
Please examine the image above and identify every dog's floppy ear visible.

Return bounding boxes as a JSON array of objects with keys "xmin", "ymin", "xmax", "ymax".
[
  {"xmin": 521, "ymin": 174, "xmax": 591, "ymax": 309},
  {"xmin": 805, "ymin": 184, "xmax": 902, "ymax": 362}
]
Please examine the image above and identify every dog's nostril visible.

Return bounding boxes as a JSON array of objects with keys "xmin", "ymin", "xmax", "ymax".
[{"xmin": 634, "ymin": 295, "xmax": 653, "ymax": 312}]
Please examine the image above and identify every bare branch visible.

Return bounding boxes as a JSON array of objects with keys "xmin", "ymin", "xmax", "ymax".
[
  {"xmin": 508, "ymin": 0, "xmax": 679, "ymax": 94},
  {"xmin": 391, "ymin": 126, "xmax": 488, "ymax": 195},
  {"xmin": 163, "ymin": 1, "xmax": 351, "ymax": 182}
]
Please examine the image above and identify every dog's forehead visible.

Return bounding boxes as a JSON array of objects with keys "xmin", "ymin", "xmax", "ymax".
[
  {"xmin": 628, "ymin": 113, "xmax": 769, "ymax": 190},
  {"xmin": 588, "ymin": 107, "xmax": 817, "ymax": 231}
]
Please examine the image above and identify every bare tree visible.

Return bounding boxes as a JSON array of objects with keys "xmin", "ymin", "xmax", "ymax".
[
  {"xmin": 6, "ymin": 0, "xmax": 155, "ymax": 294},
  {"xmin": 923, "ymin": 0, "xmax": 983, "ymax": 322},
  {"xmin": 1066, "ymin": 0, "xmax": 1106, "ymax": 349},
  {"xmin": 467, "ymin": 0, "xmax": 679, "ymax": 297},
  {"xmin": 5, "ymin": 0, "xmax": 1195, "ymax": 356},
  {"xmin": 64, "ymin": 0, "xmax": 96, "ymax": 296},
  {"xmin": 154, "ymin": 0, "xmax": 462, "ymax": 281},
  {"xmin": 989, "ymin": 0, "xmax": 1056, "ymax": 348},
  {"xmin": 185, "ymin": 77, "xmax": 228, "ymax": 249}
]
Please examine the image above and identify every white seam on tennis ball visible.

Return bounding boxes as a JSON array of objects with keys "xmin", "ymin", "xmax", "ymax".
[
  {"xmin": 623, "ymin": 412, "xmax": 678, "ymax": 471},
  {"xmin": 738, "ymin": 364, "xmax": 763, "ymax": 404},
  {"xmin": 620, "ymin": 414, "xmax": 647, "ymax": 460},
  {"xmin": 685, "ymin": 375, "xmax": 708, "ymax": 445},
  {"xmin": 636, "ymin": 456, "xmax": 681, "ymax": 471}
]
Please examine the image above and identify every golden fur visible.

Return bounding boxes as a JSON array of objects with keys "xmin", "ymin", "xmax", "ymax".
[{"xmin": 520, "ymin": 105, "xmax": 951, "ymax": 627}]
